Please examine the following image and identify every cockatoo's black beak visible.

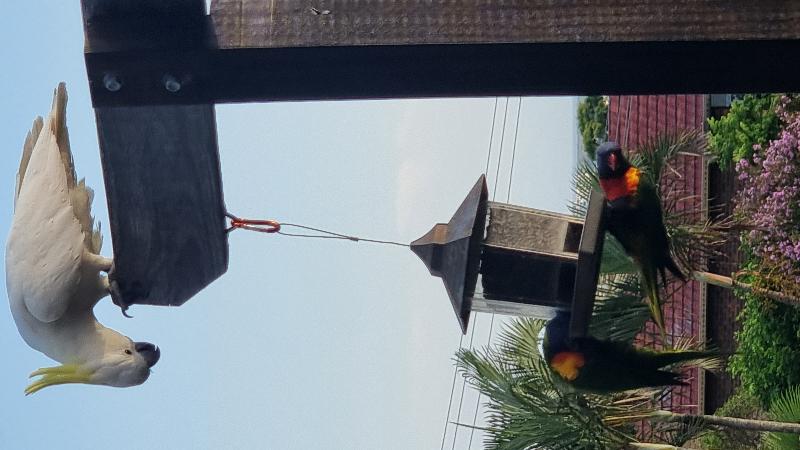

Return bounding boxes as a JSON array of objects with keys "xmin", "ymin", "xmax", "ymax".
[{"xmin": 135, "ymin": 342, "xmax": 161, "ymax": 368}]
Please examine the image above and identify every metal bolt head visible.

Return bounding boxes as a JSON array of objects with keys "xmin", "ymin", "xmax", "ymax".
[
  {"xmin": 103, "ymin": 73, "xmax": 122, "ymax": 92},
  {"xmin": 163, "ymin": 74, "xmax": 182, "ymax": 93}
]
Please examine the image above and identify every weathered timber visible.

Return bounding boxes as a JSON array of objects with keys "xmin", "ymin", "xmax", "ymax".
[
  {"xmin": 569, "ymin": 189, "xmax": 606, "ymax": 340},
  {"xmin": 211, "ymin": 0, "xmax": 800, "ymax": 47},
  {"xmin": 82, "ymin": 0, "xmax": 228, "ymax": 309},
  {"xmin": 96, "ymin": 105, "xmax": 227, "ymax": 309},
  {"xmin": 82, "ymin": 0, "xmax": 800, "ymax": 107}
]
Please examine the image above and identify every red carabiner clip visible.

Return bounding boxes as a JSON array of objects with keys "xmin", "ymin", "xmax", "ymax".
[{"xmin": 226, "ymin": 212, "xmax": 281, "ymax": 234}]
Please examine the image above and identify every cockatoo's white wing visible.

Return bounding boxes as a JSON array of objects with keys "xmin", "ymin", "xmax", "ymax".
[{"xmin": 7, "ymin": 84, "xmax": 99, "ymax": 323}]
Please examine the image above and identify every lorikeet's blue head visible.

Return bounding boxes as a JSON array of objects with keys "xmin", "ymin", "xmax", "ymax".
[
  {"xmin": 543, "ymin": 309, "xmax": 571, "ymax": 359},
  {"xmin": 596, "ymin": 141, "xmax": 631, "ymax": 179}
]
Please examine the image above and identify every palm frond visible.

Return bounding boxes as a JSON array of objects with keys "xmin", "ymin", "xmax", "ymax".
[
  {"xmin": 455, "ymin": 318, "xmax": 638, "ymax": 449},
  {"xmin": 590, "ymin": 273, "xmax": 649, "ymax": 342},
  {"xmin": 569, "ymin": 156, "xmax": 600, "ymax": 218},
  {"xmin": 764, "ymin": 385, "xmax": 800, "ymax": 450},
  {"xmin": 600, "ymin": 235, "xmax": 639, "ymax": 275},
  {"xmin": 630, "ymin": 131, "xmax": 707, "ymax": 186}
]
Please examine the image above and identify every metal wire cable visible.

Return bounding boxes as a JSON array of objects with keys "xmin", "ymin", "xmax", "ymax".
[{"xmin": 276, "ymin": 223, "xmax": 408, "ymax": 247}]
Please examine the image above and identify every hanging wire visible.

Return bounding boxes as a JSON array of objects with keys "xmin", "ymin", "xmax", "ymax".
[
  {"xmin": 277, "ymin": 223, "xmax": 408, "ymax": 247},
  {"xmin": 226, "ymin": 214, "xmax": 408, "ymax": 247}
]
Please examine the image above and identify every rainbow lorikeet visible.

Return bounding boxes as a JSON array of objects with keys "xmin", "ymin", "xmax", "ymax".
[
  {"xmin": 543, "ymin": 310, "xmax": 712, "ymax": 393},
  {"xmin": 595, "ymin": 142, "xmax": 685, "ymax": 339}
]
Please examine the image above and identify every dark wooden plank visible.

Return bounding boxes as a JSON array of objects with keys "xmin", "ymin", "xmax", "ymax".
[
  {"xmin": 96, "ymin": 105, "xmax": 228, "ymax": 309},
  {"xmin": 82, "ymin": 0, "xmax": 205, "ymax": 22},
  {"xmin": 569, "ymin": 189, "xmax": 605, "ymax": 340},
  {"xmin": 85, "ymin": 39, "xmax": 800, "ymax": 107}
]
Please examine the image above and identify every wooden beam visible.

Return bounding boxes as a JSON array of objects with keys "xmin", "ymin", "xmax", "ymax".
[
  {"xmin": 82, "ymin": 0, "xmax": 800, "ymax": 107},
  {"xmin": 96, "ymin": 105, "xmax": 228, "ymax": 309},
  {"xmin": 211, "ymin": 0, "xmax": 800, "ymax": 47},
  {"xmin": 82, "ymin": 0, "xmax": 228, "ymax": 309}
]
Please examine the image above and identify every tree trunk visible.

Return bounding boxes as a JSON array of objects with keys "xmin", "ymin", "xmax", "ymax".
[
  {"xmin": 653, "ymin": 410, "xmax": 800, "ymax": 434},
  {"xmin": 628, "ymin": 444, "xmax": 697, "ymax": 450},
  {"xmin": 691, "ymin": 271, "xmax": 800, "ymax": 305}
]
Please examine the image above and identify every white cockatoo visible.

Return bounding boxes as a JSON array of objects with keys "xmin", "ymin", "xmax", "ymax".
[{"xmin": 6, "ymin": 83, "xmax": 160, "ymax": 395}]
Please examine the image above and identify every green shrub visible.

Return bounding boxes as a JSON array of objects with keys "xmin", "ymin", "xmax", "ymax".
[
  {"xmin": 707, "ymin": 94, "xmax": 782, "ymax": 169},
  {"xmin": 577, "ymin": 96, "xmax": 608, "ymax": 159},
  {"xmin": 700, "ymin": 389, "xmax": 765, "ymax": 450},
  {"xmin": 728, "ymin": 287, "xmax": 800, "ymax": 407}
]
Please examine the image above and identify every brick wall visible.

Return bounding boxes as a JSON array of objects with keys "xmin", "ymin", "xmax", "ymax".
[{"xmin": 608, "ymin": 95, "xmax": 707, "ymax": 415}]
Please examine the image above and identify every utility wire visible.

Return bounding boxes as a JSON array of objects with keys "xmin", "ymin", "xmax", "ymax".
[
  {"xmin": 492, "ymin": 98, "xmax": 511, "ymax": 200},
  {"xmin": 466, "ymin": 312, "xmax": 495, "ymax": 449},
  {"xmin": 485, "ymin": 98, "xmax": 500, "ymax": 175},
  {"xmin": 506, "ymin": 98, "xmax": 523, "ymax": 202},
  {"xmin": 441, "ymin": 97, "xmax": 500, "ymax": 450},
  {"xmin": 440, "ymin": 331, "xmax": 465, "ymax": 450},
  {"xmin": 466, "ymin": 96, "xmax": 522, "ymax": 449},
  {"xmin": 450, "ymin": 312, "xmax": 479, "ymax": 450}
]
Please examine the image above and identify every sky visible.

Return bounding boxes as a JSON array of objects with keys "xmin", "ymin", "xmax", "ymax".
[{"xmin": 0, "ymin": 3, "xmax": 577, "ymax": 449}]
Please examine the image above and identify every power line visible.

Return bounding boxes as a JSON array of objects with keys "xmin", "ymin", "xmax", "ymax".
[
  {"xmin": 492, "ymin": 98, "xmax": 511, "ymax": 200},
  {"xmin": 452, "ymin": 97, "xmax": 509, "ymax": 449},
  {"xmin": 485, "ymin": 98, "xmax": 500, "ymax": 175},
  {"xmin": 466, "ymin": 313, "xmax": 495, "ymax": 449},
  {"xmin": 440, "ymin": 333, "xmax": 465, "ymax": 450},
  {"xmin": 466, "ymin": 97, "xmax": 523, "ymax": 449},
  {"xmin": 506, "ymin": 98, "xmax": 523, "ymax": 202},
  {"xmin": 441, "ymin": 97, "xmax": 500, "ymax": 450},
  {"xmin": 450, "ymin": 312, "xmax": 479, "ymax": 450}
]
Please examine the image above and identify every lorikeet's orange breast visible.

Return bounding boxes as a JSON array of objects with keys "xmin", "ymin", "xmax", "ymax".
[
  {"xmin": 550, "ymin": 351, "xmax": 585, "ymax": 381},
  {"xmin": 599, "ymin": 167, "xmax": 641, "ymax": 202}
]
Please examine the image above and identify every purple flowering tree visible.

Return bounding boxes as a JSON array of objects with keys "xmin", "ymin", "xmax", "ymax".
[{"xmin": 733, "ymin": 96, "xmax": 800, "ymax": 300}]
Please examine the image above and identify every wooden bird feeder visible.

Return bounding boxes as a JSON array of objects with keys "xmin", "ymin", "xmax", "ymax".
[
  {"xmin": 411, "ymin": 176, "xmax": 604, "ymax": 337},
  {"xmin": 79, "ymin": 0, "xmax": 800, "ymax": 309}
]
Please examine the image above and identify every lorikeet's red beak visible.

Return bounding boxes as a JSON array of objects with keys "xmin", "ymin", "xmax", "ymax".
[{"xmin": 608, "ymin": 152, "xmax": 618, "ymax": 171}]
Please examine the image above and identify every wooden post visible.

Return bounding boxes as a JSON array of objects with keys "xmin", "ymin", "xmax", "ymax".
[{"xmin": 82, "ymin": 1, "xmax": 227, "ymax": 309}]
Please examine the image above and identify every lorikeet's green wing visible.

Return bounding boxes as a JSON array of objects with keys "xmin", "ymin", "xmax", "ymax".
[
  {"xmin": 605, "ymin": 177, "xmax": 684, "ymax": 340},
  {"xmin": 544, "ymin": 311, "xmax": 720, "ymax": 393},
  {"xmin": 569, "ymin": 338, "xmax": 683, "ymax": 393}
]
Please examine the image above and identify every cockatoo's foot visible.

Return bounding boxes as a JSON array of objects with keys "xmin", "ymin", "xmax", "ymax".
[
  {"xmin": 84, "ymin": 252, "xmax": 113, "ymax": 273},
  {"xmin": 107, "ymin": 278, "xmax": 133, "ymax": 318},
  {"xmin": 26, "ymin": 364, "xmax": 92, "ymax": 395}
]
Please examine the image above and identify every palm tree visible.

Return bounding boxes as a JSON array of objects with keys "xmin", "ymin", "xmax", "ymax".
[{"xmin": 455, "ymin": 318, "xmax": 800, "ymax": 450}]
